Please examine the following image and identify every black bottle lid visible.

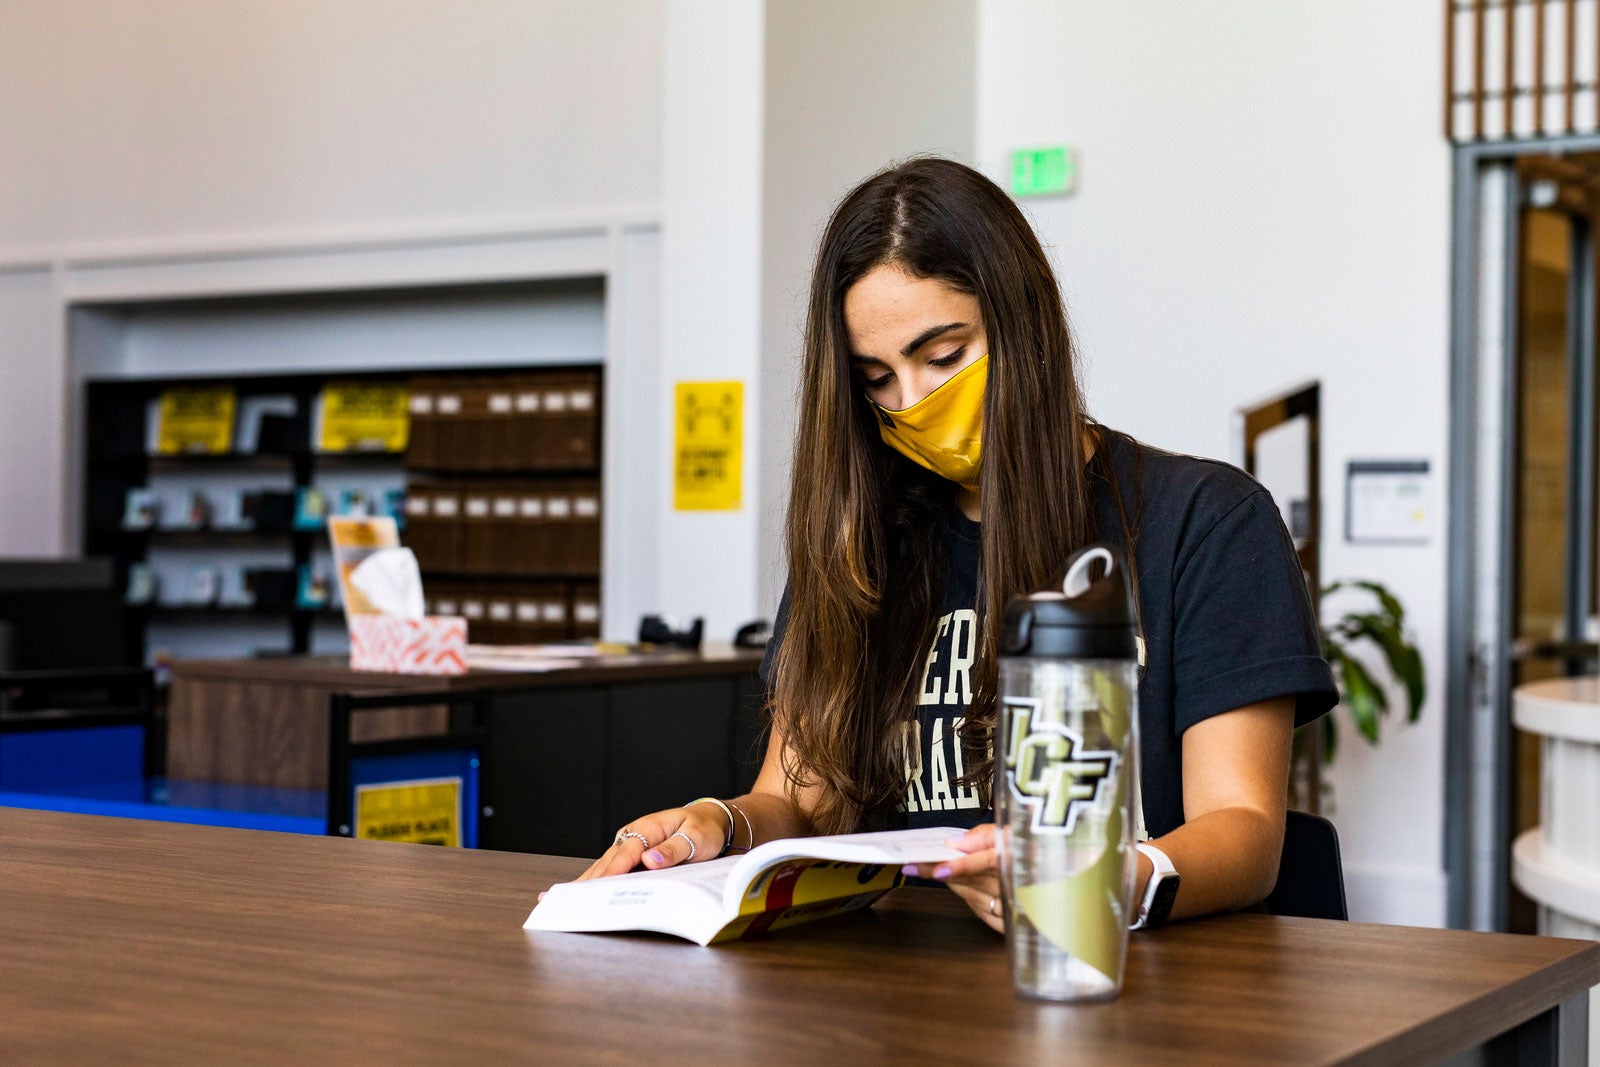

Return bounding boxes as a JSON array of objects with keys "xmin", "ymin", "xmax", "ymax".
[{"xmin": 999, "ymin": 543, "xmax": 1138, "ymax": 660}]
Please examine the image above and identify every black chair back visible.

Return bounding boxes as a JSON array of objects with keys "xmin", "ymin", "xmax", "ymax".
[{"xmin": 1263, "ymin": 809, "xmax": 1348, "ymax": 920}]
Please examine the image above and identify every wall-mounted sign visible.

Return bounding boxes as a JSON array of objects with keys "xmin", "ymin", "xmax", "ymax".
[
  {"xmin": 1010, "ymin": 146, "xmax": 1078, "ymax": 197},
  {"xmin": 1345, "ymin": 460, "xmax": 1432, "ymax": 544},
  {"xmin": 674, "ymin": 381, "xmax": 743, "ymax": 511}
]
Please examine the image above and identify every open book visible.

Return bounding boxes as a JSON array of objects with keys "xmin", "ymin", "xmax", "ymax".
[{"xmin": 524, "ymin": 826, "xmax": 965, "ymax": 946}]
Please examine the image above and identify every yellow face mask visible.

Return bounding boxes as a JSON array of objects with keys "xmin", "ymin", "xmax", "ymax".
[{"xmin": 874, "ymin": 354, "xmax": 988, "ymax": 491}]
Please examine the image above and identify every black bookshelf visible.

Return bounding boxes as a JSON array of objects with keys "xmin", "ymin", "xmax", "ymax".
[{"xmin": 84, "ymin": 364, "xmax": 604, "ymax": 666}]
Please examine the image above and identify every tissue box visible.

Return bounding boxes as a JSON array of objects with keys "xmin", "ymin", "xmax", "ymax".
[{"xmin": 348, "ymin": 614, "xmax": 467, "ymax": 675}]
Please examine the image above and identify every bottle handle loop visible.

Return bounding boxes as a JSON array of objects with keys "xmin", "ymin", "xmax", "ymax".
[{"xmin": 1062, "ymin": 546, "xmax": 1115, "ymax": 599}]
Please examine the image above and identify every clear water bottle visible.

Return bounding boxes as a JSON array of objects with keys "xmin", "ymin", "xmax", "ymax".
[{"xmin": 995, "ymin": 544, "xmax": 1140, "ymax": 1001}]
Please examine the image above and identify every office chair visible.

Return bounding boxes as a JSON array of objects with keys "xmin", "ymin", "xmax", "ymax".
[{"xmin": 1263, "ymin": 809, "xmax": 1348, "ymax": 920}]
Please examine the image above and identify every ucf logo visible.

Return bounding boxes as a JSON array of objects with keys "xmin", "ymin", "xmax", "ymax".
[{"xmin": 1001, "ymin": 697, "xmax": 1117, "ymax": 834}]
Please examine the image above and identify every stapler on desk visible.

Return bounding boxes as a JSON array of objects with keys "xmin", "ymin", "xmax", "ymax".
[
  {"xmin": 638, "ymin": 614, "xmax": 703, "ymax": 650},
  {"xmin": 733, "ymin": 620, "xmax": 769, "ymax": 650}
]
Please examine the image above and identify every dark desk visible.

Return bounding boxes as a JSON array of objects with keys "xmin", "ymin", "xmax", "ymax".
[
  {"xmin": 166, "ymin": 646, "xmax": 767, "ymax": 855},
  {"xmin": 1, "ymin": 808, "xmax": 1595, "ymax": 1063}
]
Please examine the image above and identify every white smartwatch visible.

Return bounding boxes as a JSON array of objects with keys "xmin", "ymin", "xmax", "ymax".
[{"xmin": 1131, "ymin": 842, "xmax": 1179, "ymax": 930}]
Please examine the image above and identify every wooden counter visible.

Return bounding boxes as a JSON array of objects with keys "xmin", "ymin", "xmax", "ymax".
[
  {"xmin": 166, "ymin": 645, "xmax": 767, "ymax": 856},
  {"xmin": 168, "ymin": 643, "xmax": 766, "ymax": 692},
  {"xmin": 2, "ymin": 808, "xmax": 1596, "ymax": 1064}
]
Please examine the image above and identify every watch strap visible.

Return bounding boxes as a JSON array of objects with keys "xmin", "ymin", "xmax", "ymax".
[{"xmin": 1132, "ymin": 842, "xmax": 1179, "ymax": 930}]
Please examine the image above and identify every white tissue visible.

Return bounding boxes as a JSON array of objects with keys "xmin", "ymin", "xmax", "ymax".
[{"xmin": 350, "ymin": 547, "xmax": 426, "ymax": 620}]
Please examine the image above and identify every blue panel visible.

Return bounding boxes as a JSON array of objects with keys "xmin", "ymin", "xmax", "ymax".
[
  {"xmin": 0, "ymin": 776, "xmax": 325, "ymax": 836},
  {"xmin": 0, "ymin": 724, "xmax": 144, "ymax": 790},
  {"xmin": 350, "ymin": 749, "xmax": 480, "ymax": 849},
  {"xmin": 155, "ymin": 778, "xmax": 326, "ymax": 820}
]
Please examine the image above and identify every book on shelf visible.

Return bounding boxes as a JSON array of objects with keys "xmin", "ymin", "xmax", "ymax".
[
  {"xmin": 185, "ymin": 566, "xmax": 221, "ymax": 607},
  {"xmin": 294, "ymin": 487, "xmax": 328, "ymax": 531},
  {"xmin": 524, "ymin": 826, "xmax": 964, "ymax": 946},
  {"xmin": 295, "ymin": 563, "xmax": 332, "ymax": 611},
  {"xmin": 403, "ymin": 369, "xmax": 600, "ymax": 473},
  {"xmin": 337, "ymin": 488, "xmax": 375, "ymax": 518},
  {"xmin": 154, "ymin": 386, "xmax": 236, "ymax": 456},
  {"xmin": 210, "ymin": 489, "xmax": 253, "ymax": 532},
  {"xmin": 122, "ymin": 488, "xmax": 160, "ymax": 531},
  {"xmin": 125, "ymin": 563, "xmax": 158, "ymax": 606},
  {"xmin": 381, "ymin": 487, "xmax": 406, "ymax": 526},
  {"xmin": 156, "ymin": 491, "xmax": 212, "ymax": 532},
  {"xmin": 316, "ymin": 382, "xmax": 409, "ymax": 454},
  {"xmin": 234, "ymin": 395, "xmax": 298, "ymax": 455}
]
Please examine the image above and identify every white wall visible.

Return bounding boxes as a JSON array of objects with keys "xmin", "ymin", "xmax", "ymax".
[
  {"xmin": 660, "ymin": 0, "xmax": 979, "ymax": 639},
  {"xmin": 758, "ymin": 0, "xmax": 977, "ymax": 612},
  {"xmin": 977, "ymin": 0, "xmax": 1453, "ymax": 925},
  {"xmin": 0, "ymin": 267, "xmax": 67, "ymax": 553},
  {"xmin": 0, "ymin": 0, "xmax": 663, "ymax": 560},
  {"xmin": 0, "ymin": 0, "xmax": 662, "ymax": 250},
  {"xmin": 656, "ymin": 0, "xmax": 766, "ymax": 641}
]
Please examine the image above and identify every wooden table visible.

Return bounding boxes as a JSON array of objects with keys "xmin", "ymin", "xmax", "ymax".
[{"xmin": 2, "ymin": 808, "xmax": 1596, "ymax": 1064}]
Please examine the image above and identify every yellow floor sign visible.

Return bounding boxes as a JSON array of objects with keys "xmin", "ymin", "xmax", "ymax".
[
  {"xmin": 355, "ymin": 777, "xmax": 462, "ymax": 847},
  {"xmin": 674, "ymin": 381, "xmax": 742, "ymax": 510}
]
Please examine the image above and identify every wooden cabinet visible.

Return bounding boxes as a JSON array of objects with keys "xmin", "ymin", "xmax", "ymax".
[{"xmin": 167, "ymin": 646, "xmax": 766, "ymax": 857}]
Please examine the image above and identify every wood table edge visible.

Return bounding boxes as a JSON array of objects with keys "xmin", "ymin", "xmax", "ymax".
[
  {"xmin": 1329, "ymin": 937, "xmax": 1600, "ymax": 1065},
  {"xmin": 167, "ymin": 649, "xmax": 763, "ymax": 690}
]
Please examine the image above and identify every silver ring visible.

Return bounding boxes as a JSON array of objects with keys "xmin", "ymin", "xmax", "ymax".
[
  {"xmin": 614, "ymin": 829, "xmax": 651, "ymax": 849},
  {"xmin": 988, "ymin": 895, "xmax": 1001, "ymax": 917},
  {"xmin": 671, "ymin": 829, "xmax": 697, "ymax": 861}
]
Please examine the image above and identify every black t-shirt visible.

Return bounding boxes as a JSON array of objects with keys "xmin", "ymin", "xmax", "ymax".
[{"xmin": 761, "ymin": 430, "xmax": 1338, "ymax": 839}]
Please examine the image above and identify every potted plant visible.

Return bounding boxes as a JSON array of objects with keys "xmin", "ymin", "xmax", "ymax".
[{"xmin": 1291, "ymin": 580, "xmax": 1427, "ymax": 813}]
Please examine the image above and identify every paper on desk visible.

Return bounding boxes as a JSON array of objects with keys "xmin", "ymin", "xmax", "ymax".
[
  {"xmin": 349, "ymin": 547, "xmax": 426, "ymax": 620},
  {"xmin": 463, "ymin": 645, "xmax": 584, "ymax": 672}
]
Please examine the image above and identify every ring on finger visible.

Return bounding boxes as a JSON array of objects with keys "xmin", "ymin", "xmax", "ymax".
[
  {"xmin": 614, "ymin": 829, "xmax": 651, "ymax": 849},
  {"xmin": 988, "ymin": 895, "xmax": 1001, "ymax": 917},
  {"xmin": 670, "ymin": 829, "xmax": 697, "ymax": 862}
]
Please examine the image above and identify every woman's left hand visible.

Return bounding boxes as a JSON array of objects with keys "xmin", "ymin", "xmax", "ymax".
[{"xmin": 902, "ymin": 823, "xmax": 1004, "ymax": 934}]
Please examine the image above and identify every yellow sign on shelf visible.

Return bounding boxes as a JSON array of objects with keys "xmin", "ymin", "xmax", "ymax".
[
  {"xmin": 674, "ymin": 380, "xmax": 743, "ymax": 511},
  {"xmin": 354, "ymin": 776, "xmax": 462, "ymax": 847},
  {"xmin": 318, "ymin": 383, "xmax": 410, "ymax": 453},
  {"xmin": 155, "ymin": 387, "xmax": 236, "ymax": 456}
]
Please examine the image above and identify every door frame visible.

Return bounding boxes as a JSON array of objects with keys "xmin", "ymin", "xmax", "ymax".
[{"xmin": 1447, "ymin": 133, "xmax": 1600, "ymax": 931}]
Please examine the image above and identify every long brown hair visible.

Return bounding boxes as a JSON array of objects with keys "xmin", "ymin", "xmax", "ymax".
[{"xmin": 772, "ymin": 157, "xmax": 1101, "ymax": 833}]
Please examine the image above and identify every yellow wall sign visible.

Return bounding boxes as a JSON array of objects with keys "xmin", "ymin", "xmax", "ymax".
[
  {"xmin": 355, "ymin": 776, "xmax": 462, "ymax": 847},
  {"xmin": 155, "ymin": 387, "xmax": 236, "ymax": 455},
  {"xmin": 319, "ymin": 383, "xmax": 410, "ymax": 453},
  {"xmin": 674, "ymin": 381, "xmax": 743, "ymax": 510}
]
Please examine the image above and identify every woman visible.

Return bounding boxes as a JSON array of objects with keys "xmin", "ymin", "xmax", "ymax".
[{"xmin": 578, "ymin": 158, "xmax": 1337, "ymax": 932}]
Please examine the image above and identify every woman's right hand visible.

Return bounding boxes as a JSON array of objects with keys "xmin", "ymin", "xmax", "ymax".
[{"xmin": 572, "ymin": 802, "xmax": 732, "ymax": 881}]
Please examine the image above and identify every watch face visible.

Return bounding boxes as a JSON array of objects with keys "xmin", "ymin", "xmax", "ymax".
[{"xmin": 1148, "ymin": 875, "xmax": 1181, "ymax": 926}]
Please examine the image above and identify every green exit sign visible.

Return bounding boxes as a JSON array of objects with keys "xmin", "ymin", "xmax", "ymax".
[{"xmin": 1011, "ymin": 146, "xmax": 1077, "ymax": 197}]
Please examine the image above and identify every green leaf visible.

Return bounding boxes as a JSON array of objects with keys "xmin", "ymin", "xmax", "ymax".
[
  {"xmin": 1339, "ymin": 654, "xmax": 1386, "ymax": 744},
  {"xmin": 1401, "ymin": 646, "xmax": 1426, "ymax": 721},
  {"xmin": 1342, "ymin": 612, "xmax": 1426, "ymax": 718},
  {"xmin": 1352, "ymin": 580, "xmax": 1405, "ymax": 628}
]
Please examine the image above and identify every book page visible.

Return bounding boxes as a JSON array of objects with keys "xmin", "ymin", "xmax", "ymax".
[
  {"xmin": 721, "ymin": 826, "xmax": 966, "ymax": 914},
  {"xmin": 526, "ymin": 827, "xmax": 971, "ymax": 946},
  {"xmin": 524, "ymin": 855, "xmax": 741, "ymax": 945}
]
